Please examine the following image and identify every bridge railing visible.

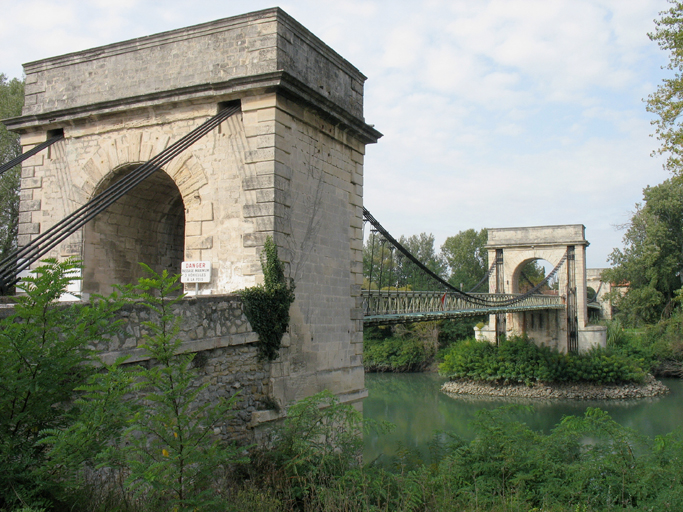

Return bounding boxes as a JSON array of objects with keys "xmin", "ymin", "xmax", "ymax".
[{"xmin": 361, "ymin": 290, "xmax": 564, "ymax": 319}]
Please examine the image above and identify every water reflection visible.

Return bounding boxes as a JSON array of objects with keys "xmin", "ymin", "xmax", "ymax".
[{"xmin": 363, "ymin": 372, "xmax": 683, "ymax": 461}]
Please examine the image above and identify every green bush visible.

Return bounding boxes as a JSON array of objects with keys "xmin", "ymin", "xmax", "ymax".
[
  {"xmin": 605, "ymin": 316, "xmax": 683, "ymax": 375},
  {"xmin": 438, "ymin": 335, "xmax": 647, "ymax": 384},
  {"xmin": 437, "ymin": 317, "xmax": 486, "ymax": 347},
  {"xmin": 233, "ymin": 390, "xmax": 384, "ymax": 509},
  {"xmin": 364, "ymin": 336, "xmax": 433, "ymax": 372},
  {"xmin": 643, "ymin": 309, "xmax": 683, "ymax": 361},
  {"xmin": 240, "ymin": 237, "xmax": 295, "ymax": 361},
  {"xmin": 229, "ymin": 403, "xmax": 683, "ymax": 512}
]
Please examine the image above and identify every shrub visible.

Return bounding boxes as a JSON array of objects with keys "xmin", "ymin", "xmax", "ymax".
[
  {"xmin": 235, "ymin": 390, "xmax": 375, "ymax": 509},
  {"xmin": 240, "ymin": 237, "xmax": 295, "ymax": 361},
  {"xmin": 438, "ymin": 335, "xmax": 646, "ymax": 384},
  {"xmin": 364, "ymin": 336, "xmax": 433, "ymax": 372},
  {"xmin": 605, "ymin": 315, "xmax": 683, "ymax": 375},
  {"xmin": 437, "ymin": 317, "xmax": 486, "ymax": 347},
  {"xmin": 232, "ymin": 400, "xmax": 683, "ymax": 512}
]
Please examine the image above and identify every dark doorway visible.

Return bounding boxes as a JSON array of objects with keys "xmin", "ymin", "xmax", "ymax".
[{"xmin": 83, "ymin": 166, "xmax": 185, "ymax": 295}]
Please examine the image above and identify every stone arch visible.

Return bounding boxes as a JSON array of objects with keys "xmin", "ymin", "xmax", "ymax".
[
  {"xmin": 79, "ymin": 129, "xmax": 211, "ymax": 209},
  {"xmin": 77, "ymin": 127, "xmax": 215, "ymax": 295},
  {"xmin": 509, "ymin": 255, "xmax": 562, "ymax": 294},
  {"xmin": 83, "ymin": 163, "xmax": 186, "ymax": 295}
]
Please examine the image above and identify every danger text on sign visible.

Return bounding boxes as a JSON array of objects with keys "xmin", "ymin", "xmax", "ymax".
[{"xmin": 181, "ymin": 261, "xmax": 211, "ymax": 283}]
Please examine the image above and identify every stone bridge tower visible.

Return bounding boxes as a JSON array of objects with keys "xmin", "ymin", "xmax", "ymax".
[
  {"xmin": 481, "ymin": 225, "xmax": 606, "ymax": 353},
  {"xmin": 4, "ymin": 9, "xmax": 381, "ymax": 429}
]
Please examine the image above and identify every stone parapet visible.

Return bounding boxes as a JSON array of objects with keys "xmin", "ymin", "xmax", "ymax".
[{"xmin": 95, "ymin": 293, "xmax": 255, "ymax": 359}]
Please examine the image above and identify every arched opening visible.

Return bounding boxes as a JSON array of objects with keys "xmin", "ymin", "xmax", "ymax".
[
  {"xmin": 510, "ymin": 258, "xmax": 561, "ymax": 344},
  {"xmin": 511, "ymin": 258, "xmax": 558, "ymax": 295},
  {"xmin": 83, "ymin": 165, "xmax": 185, "ymax": 295}
]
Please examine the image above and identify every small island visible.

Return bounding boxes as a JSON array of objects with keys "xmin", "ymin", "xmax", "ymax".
[{"xmin": 439, "ymin": 335, "xmax": 670, "ymax": 400}]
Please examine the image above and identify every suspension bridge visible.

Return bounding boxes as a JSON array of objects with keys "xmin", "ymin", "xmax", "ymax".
[
  {"xmin": 360, "ymin": 208, "xmax": 567, "ymax": 326},
  {"xmin": 1, "ymin": 108, "xmax": 599, "ymax": 352},
  {"xmin": 360, "ymin": 210, "xmax": 606, "ymax": 352}
]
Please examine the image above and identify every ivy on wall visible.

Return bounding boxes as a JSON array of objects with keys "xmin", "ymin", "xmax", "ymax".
[{"xmin": 241, "ymin": 237, "xmax": 296, "ymax": 361}]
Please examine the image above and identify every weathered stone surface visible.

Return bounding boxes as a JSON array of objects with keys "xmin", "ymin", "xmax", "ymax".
[
  {"xmin": 7, "ymin": 8, "xmax": 380, "ymax": 145},
  {"xmin": 96, "ymin": 294, "xmax": 253, "ymax": 355},
  {"xmin": 0, "ymin": 294, "xmax": 269, "ymax": 442},
  {"xmin": 487, "ymin": 225, "xmax": 587, "ymax": 248}
]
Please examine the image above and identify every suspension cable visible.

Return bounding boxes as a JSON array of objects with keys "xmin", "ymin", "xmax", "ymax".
[
  {"xmin": 0, "ymin": 104, "xmax": 240, "ymax": 293},
  {"xmin": 363, "ymin": 207, "xmax": 490, "ymax": 304},
  {"xmin": 362, "ymin": 207, "xmax": 567, "ymax": 307},
  {"xmin": 0, "ymin": 132, "xmax": 64, "ymax": 176},
  {"xmin": 467, "ymin": 259, "xmax": 496, "ymax": 293},
  {"xmin": 513, "ymin": 253, "xmax": 567, "ymax": 301}
]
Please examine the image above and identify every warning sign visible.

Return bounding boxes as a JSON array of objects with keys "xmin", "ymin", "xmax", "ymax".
[{"xmin": 181, "ymin": 261, "xmax": 211, "ymax": 283}]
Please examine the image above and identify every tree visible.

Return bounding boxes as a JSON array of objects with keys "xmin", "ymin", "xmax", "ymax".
[
  {"xmin": 441, "ymin": 228, "xmax": 488, "ymax": 292},
  {"xmin": 0, "ymin": 259, "xmax": 126, "ymax": 509},
  {"xmin": 116, "ymin": 267, "xmax": 244, "ymax": 510},
  {"xmin": 0, "ymin": 74, "xmax": 24, "ymax": 260},
  {"xmin": 363, "ymin": 232, "xmax": 445, "ymax": 291},
  {"xmin": 647, "ymin": 1, "xmax": 683, "ymax": 175},
  {"xmin": 363, "ymin": 234, "xmax": 401, "ymax": 290},
  {"xmin": 396, "ymin": 232, "xmax": 446, "ymax": 290},
  {"xmin": 604, "ymin": 177, "xmax": 683, "ymax": 325},
  {"xmin": 517, "ymin": 260, "xmax": 548, "ymax": 293}
]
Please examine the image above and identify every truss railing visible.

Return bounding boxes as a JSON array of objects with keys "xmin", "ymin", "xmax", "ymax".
[{"xmin": 362, "ymin": 290, "xmax": 564, "ymax": 325}]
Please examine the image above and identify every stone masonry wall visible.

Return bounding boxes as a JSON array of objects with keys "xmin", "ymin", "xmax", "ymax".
[
  {"xmin": 239, "ymin": 93, "xmax": 366, "ymax": 407},
  {"xmin": 0, "ymin": 293, "xmax": 273, "ymax": 442},
  {"xmin": 14, "ymin": 102, "xmax": 266, "ymax": 296},
  {"xmin": 96, "ymin": 294, "xmax": 257, "ymax": 359},
  {"xmin": 14, "ymin": 92, "xmax": 367, "ymax": 415},
  {"xmin": 98, "ymin": 294, "xmax": 272, "ymax": 442}
]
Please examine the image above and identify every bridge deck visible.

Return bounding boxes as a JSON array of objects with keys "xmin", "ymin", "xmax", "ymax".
[{"xmin": 361, "ymin": 290, "xmax": 564, "ymax": 325}]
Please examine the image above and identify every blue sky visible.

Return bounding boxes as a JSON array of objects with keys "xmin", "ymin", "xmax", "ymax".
[{"xmin": 0, "ymin": 0, "xmax": 672, "ymax": 268}]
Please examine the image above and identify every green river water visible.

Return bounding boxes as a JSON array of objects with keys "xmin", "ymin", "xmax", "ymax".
[{"xmin": 363, "ymin": 372, "xmax": 683, "ymax": 461}]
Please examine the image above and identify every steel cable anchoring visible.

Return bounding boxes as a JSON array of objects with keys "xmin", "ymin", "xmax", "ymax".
[
  {"xmin": 0, "ymin": 103, "xmax": 241, "ymax": 293},
  {"xmin": 0, "ymin": 132, "xmax": 64, "ymax": 177}
]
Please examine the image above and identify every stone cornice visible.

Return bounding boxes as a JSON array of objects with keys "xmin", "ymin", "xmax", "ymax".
[
  {"xmin": 3, "ymin": 71, "xmax": 382, "ymax": 144},
  {"xmin": 485, "ymin": 224, "xmax": 588, "ymax": 249},
  {"xmin": 485, "ymin": 241, "xmax": 590, "ymax": 249}
]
